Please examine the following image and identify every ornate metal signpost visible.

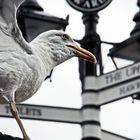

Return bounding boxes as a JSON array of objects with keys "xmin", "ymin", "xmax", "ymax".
[{"xmin": 66, "ymin": 0, "xmax": 112, "ymax": 140}]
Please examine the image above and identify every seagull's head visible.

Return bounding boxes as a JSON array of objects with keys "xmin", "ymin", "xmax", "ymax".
[{"xmin": 36, "ymin": 30, "xmax": 96, "ymax": 66}]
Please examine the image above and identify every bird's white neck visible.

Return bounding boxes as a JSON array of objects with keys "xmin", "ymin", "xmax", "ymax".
[{"xmin": 30, "ymin": 39, "xmax": 58, "ymax": 74}]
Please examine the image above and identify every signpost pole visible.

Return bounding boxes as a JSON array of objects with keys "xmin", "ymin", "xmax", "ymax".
[
  {"xmin": 65, "ymin": 1, "xmax": 112, "ymax": 139},
  {"xmin": 80, "ymin": 12, "xmax": 102, "ymax": 140}
]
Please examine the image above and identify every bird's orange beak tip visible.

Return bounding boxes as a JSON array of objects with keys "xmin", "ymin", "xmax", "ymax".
[
  {"xmin": 76, "ymin": 47, "xmax": 97, "ymax": 63},
  {"xmin": 67, "ymin": 45, "xmax": 97, "ymax": 64}
]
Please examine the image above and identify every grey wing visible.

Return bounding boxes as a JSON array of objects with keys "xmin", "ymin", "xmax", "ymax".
[
  {"xmin": 0, "ymin": 0, "xmax": 33, "ymax": 54},
  {"xmin": 0, "ymin": 0, "xmax": 24, "ymax": 30}
]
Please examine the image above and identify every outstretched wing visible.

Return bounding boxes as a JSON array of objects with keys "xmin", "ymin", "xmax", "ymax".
[
  {"xmin": 0, "ymin": 0, "xmax": 33, "ymax": 54},
  {"xmin": 0, "ymin": 0, "xmax": 23, "ymax": 26}
]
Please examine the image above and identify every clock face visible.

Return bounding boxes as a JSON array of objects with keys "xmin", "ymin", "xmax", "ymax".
[{"xmin": 66, "ymin": 0, "xmax": 112, "ymax": 12}]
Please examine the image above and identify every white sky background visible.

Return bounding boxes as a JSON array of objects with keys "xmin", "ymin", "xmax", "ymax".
[{"xmin": 0, "ymin": 0, "xmax": 140, "ymax": 140}]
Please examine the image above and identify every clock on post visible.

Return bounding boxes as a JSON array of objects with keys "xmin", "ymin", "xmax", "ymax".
[{"xmin": 66, "ymin": 0, "xmax": 112, "ymax": 12}]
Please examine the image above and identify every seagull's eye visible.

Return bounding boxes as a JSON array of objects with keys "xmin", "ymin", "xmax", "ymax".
[{"xmin": 62, "ymin": 34, "xmax": 70, "ymax": 40}]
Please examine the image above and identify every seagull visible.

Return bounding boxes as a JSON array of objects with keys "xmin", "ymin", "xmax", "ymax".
[{"xmin": 0, "ymin": 0, "xmax": 96, "ymax": 140}]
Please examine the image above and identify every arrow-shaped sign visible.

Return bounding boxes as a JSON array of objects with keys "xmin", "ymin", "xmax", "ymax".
[
  {"xmin": 99, "ymin": 78, "xmax": 140, "ymax": 105},
  {"xmin": 83, "ymin": 62, "xmax": 140, "ymax": 105},
  {"xmin": 84, "ymin": 62, "xmax": 140, "ymax": 90}
]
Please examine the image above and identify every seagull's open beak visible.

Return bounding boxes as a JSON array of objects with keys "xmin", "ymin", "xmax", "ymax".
[{"xmin": 67, "ymin": 45, "xmax": 97, "ymax": 63}]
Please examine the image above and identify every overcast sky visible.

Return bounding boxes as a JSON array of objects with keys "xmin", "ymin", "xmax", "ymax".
[{"xmin": 0, "ymin": 0, "xmax": 140, "ymax": 140}]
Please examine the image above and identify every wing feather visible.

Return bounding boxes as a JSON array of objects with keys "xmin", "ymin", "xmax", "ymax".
[
  {"xmin": 0, "ymin": 0, "xmax": 24, "ymax": 27},
  {"xmin": 0, "ymin": 0, "xmax": 33, "ymax": 54}
]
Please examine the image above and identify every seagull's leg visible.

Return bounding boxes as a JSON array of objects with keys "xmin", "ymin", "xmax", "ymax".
[{"xmin": 9, "ymin": 101, "xmax": 31, "ymax": 140}]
